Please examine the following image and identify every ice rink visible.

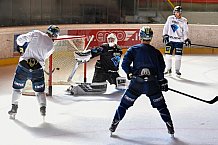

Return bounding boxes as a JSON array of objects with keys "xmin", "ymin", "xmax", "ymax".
[{"xmin": 1, "ymin": 55, "xmax": 218, "ymax": 145}]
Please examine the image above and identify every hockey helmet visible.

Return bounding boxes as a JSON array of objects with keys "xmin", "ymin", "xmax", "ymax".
[
  {"xmin": 47, "ymin": 25, "xmax": 60, "ymax": 38},
  {"xmin": 173, "ymin": 6, "xmax": 182, "ymax": 14},
  {"xmin": 139, "ymin": 26, "xmax": 153, "ymax": 41},
  {"xmin": 107, "ymin": 33, "xmax": 117, "ymax": 47}
]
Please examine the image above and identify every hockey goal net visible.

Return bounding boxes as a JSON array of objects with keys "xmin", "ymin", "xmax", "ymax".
[{"xmin": 22, "ymin": 35, "xmax": 86, "ymax": 96}]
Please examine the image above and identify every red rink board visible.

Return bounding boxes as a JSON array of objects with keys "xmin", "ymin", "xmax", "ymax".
[
  {"xmin": 169, "ymin": 0, "xmax": 218, "ymax": 3},
  {"xmin": 68, "ymin": 29, "xmax": 140, "ymax": 49}
]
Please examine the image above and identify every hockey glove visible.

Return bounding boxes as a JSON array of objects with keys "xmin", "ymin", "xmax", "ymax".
[
  {"xmin": 163, "ymin": 34, "xmax": 169, "ymax": 44},
  {"xmin": 158, "ymin": 78, "xmax": 168, "ymax": 92},
  {"xmin": 17, "ymin": 42, "xmax": 28, "ymax": 55},
  {"xmin": 127, "ymin": 73, "xmax": 133, "ymax": 80},
  {"xmin": 74, "ymin": 50, "xmax": 91, "ymax": 63},
  {"xmin": 184, "ymin": 38, "xmax": 191, "ymax": 47}
]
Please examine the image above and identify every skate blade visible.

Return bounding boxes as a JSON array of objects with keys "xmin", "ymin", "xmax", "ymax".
[
  {"xmin": 110, "ymin": 131, "xmax": 113, "ymax": 137},
  {"xmin": 9, "ymin": 114, "xmax": 16, "ymax": 120},
  {"xmin": 176, "ymin": 75, "xmax": 181, "ymax": 78},
  {"xmin": 170, "ymin": 134, "xmax": 175, "ymax": 138},
  {"xmin": 42, "ymin": 116, "xmax": 45, "ymax": 122},
  {"xmin": 164, "ymin": 73, "xmax": 172, "ymax": 77}
]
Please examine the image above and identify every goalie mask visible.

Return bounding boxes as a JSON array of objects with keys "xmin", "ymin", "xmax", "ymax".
[
  {"xmin": 107, "ymin": 33, "xmax": 117, "ymax": 47},
  {"xmin": 139, "ymin": 26, "xmax": 153, "ymax": 41},
  {"xmin": 47, "ymin": 25, "xmax": 60, "ymax": 38}
]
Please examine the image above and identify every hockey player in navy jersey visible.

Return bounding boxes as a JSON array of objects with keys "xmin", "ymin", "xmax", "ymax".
[
  {"xmin": 90, "ymin": 33, "xmax": 123, "ymax": 86},
  {"xmin": 8, "ymin": 25, "xmax": 60, "ymax": 119},
  {"xmin": 163, "ymin": 6, "xmax": 191, "ymax": 77},
  {"xmin": 66, "ymin": 33, "xmax": 123, "ymax": 95},
  {"xmin": 74, "ymin": 33, "xmax": 123, "ymax": 87},
  {"xmin": 109, "ymin": 26, "xmax": 175, "ymax": 137}
]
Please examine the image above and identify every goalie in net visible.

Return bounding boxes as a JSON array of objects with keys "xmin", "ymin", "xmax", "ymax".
[{"xmin": 67, "ymin": 33, "xmax": 127, "ymax": 95}]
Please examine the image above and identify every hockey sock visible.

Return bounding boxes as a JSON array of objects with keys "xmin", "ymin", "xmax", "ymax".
[
  {"xmin": 175, "ymin": 55, "xmax": 182, "ymax": 71},
  {"xmin": 165, "ymin": 54, "xmax": 172, "ymax": 71},
  {"xmin": 11, "ymin": 89, "xmax": 22, "ymax": 105},
  {"xmin": 113, "ymin": 102, "xmax": 129, "ymax": 122},
  {"xmin": 157, "ymin": 106, "xmax": 172, "ymax": 122}
]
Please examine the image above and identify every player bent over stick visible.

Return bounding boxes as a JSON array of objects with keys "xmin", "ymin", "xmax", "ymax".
[
  {"xmin": 68, "ymin": 33, "xmax": 125, "ymax": 95},
  {"xmin": 8, "ymin": 25, "xmax": 60, "ymax": 120},
  {"xmin": 109, "ymin": 26, "xmax": 175, "ymax": 137}
]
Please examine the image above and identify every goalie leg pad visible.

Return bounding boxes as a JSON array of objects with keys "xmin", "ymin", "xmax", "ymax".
[
  {"xmin": 116, "ymin": 77, "xmax": 127, "ymax": 90},
  {"xmin": 92, "ymin": 67, "xmax": 107, "ymax": 83},
  {"xmin": 107, "ymin": 72, "xmax": 120, "ymax": 85},
  {"xmin": 68, "ymin": 82, "xmax": 107, "ymax": 95}
]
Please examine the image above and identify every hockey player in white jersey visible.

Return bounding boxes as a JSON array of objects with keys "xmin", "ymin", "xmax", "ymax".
[
  {"xmin": 8, "ymin": 25, "xmax": 60, "ymax": 119},
  {"xmin": 163, "ymin": 6, "xmax": 191, "ymax": 77}
]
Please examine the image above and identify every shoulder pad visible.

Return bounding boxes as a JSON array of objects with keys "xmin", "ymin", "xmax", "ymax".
[{"xmin": 181, "ymin": 17, "xmax": 188, "ymax": 23}]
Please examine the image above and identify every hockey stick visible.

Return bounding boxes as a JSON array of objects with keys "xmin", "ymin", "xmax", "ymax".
[
  {"xmin": 168, "ymin": 88, "xmax": 218, "ymax": 104},
  {"xmin": 190, "ymin": 43, "xmax": 218, "ymax": 49},
  {"xmin": 67, "ymin": 35, "xmax": 94, "ymax": 82}
]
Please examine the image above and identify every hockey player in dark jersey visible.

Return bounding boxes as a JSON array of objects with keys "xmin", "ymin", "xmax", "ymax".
[
  {"xmin": 109, "ymin": 26, "xmax": 175, "ymax": 137},
  {"xmin": 90, "ymin": 33, "xmax": 123, "ymax": 86},
  {"xmin": 66, "ymin": 33, "xmax": 123, "ymax": 95}
]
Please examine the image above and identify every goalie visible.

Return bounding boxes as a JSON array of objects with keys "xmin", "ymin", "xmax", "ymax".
[{"xmin": 69, "ymin": 33, "xmax": 125, "ymax": 95}]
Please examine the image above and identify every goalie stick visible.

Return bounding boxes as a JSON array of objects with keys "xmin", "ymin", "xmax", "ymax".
[
  {"xmin": 67, "ymin": 35, "xmax": 94, "ymax": 82},
  {"xmin": 169, "ymin": 88, "xmax": 218, "ymax": 104}
]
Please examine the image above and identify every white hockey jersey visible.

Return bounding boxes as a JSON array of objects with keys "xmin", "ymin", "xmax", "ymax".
[
  {"xmin": 16, "ymin": 30, "xmax": 54, "ymax": 68},
  {"xmin": 163, "ymin": 15, "xmax": 189, "ymax": 42}
]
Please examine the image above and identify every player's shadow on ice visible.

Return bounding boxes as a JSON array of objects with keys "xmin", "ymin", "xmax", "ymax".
[
  {"xmin": 13, "ymin": 119, "xmax": 84, "ymax": 138},
  {"xmin": 169, "ymin": 77, "xmax": 211, "ymax": 86},
  {"xmin": 111, "ymin": 134, "xmax": 189, "ymax": 145}
]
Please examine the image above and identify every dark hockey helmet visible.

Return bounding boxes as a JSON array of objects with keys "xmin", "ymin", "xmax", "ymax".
[
  {"xmin": 173, "ymin": 6, "xmax": 182, "ymax": 14},
  {"xmin": 139, "ymin": 26, "xmax": 153, "ymax": 41},
  {"xmin": 47, "ymin": 25, "xmax": 60, "ymax": 38}
]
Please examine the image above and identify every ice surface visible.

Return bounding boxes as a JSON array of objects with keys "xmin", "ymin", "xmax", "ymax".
[{"xmin": 1, "ymin": 55, "xmax": 218, "ymax": 145}]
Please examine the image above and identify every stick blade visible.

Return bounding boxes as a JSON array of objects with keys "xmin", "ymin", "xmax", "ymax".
[{"xmin": 209, "ymin": 96, "xmax": 218, "ymax": 104}]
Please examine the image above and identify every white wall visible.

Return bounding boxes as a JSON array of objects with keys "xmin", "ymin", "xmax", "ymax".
[{"xmin": 0, "ymin": 24, "xmax": 218, "ymax": 59}]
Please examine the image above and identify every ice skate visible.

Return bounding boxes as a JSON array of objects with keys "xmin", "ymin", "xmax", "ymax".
[
  {"xmin": 8, "ymin": 104, "xmax": 18, "ymax": 119},
  {"xmin": 175, "ymin": 70, "xmax": 181, "ymax": 78},
  {"xmin": 166, "ymin": 121, "xmax": 175, "ymax": 138},
  {"xmin": 109, "ymin": 121, "xmax": 119, "ymax": 136},
  {"xmin": 40, "ymin": 106, "xmax": 46, "ymax": 121},
  {"xmin": 164, "ymin": 69, "xmax": 172, "ymax": 76}
]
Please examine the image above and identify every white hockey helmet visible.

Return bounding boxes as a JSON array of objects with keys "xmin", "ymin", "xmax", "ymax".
[
  {"xmin": 107, "ymin": 33, "xmax": 117, "ymax": 47},
  {"xmin": 173, "ymin": 6, "xmax": 182, "ymax": 14},
  {"xmin": 47, "ymin": 25, "xmax": 60, "ymax": 38},
  {"xmin": 139, "ymin": 26, "xmax": 153, "ymax": 41}
]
